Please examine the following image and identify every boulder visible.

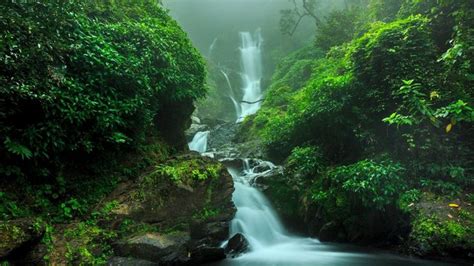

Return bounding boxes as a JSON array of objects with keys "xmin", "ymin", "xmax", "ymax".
[
  {"xmin": 108, "ymin": 257, "xmax": 159, "ymax": 266},
  {"xmin": 0, "ymin": 218, "xmax": 44, "ymax": 259},
  {"xmin": 189, "ymin": 245, "xmax": 225, "ymax": 264},
  {"xmin": 224, "ymin": 233, "xmax": 249, "ymax": 257},
  {"xmin": 113, "ymin": 232, "xmax": 190, "ymax": 263},
  {"xmin": 99, "ymin": 153, "xmax": 236, "ymax": 264}
]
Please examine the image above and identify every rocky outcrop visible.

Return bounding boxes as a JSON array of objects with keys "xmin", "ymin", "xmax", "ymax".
[
  {"xmin": 102, "ymin": 153, "xmax": 235, "ymax": 264},
  {"xmin": 0, "ymin": 218, "xmax": 44, "ymax": 260},
  {"xmin": 113, "ymin": 232, "xmax": 190, "ymax": 264}
]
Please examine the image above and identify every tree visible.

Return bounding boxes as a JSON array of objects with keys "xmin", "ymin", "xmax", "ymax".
[{"xmin": 279, "ymin": 0, "xmax": 323, "ymax": 36}]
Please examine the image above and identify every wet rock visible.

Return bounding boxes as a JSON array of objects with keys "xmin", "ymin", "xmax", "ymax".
[
  {"xmin": 208, "ymin": 122, "xmax": 240, "ymax": 151},
  {"xmin": 191, "ymin": 116, "xmax": 201, "ymax": 124},
  {"xmin": 190, "ymin": 245, "xmax": 226, "ymax": 264},
  {"xmin": 185, "ymin": 123, "xmax": 209, "ymax": 141},
  {"xmin": 113, "ymin": 232, "xmax": 190, "ymax": 263},
  {"xmin": 190, "ymin": 221, "xmax": 230, "ymax": 245},
  {"xmin": 224, "ymin": 233, "xmax": 249, "ymax": 257},
  {"xmin": 219, "ymin": 158, "xmax": 243, "ymax": 169},
  {"xmin": 319, "ymin": 221, "xmax": 344, "ymax": 242},
  {"xmin": 108, "ymin": 257, "xmax": 159, "ymax": 266},
  {"xmin": 0, "ymin": 218, "xmax": 44, "ymax": 259}
]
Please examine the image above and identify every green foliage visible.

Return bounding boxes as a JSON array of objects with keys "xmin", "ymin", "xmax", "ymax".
[
  {"xmin": 398, "ymin": 189, "xmax": 421, "ymax": 211},
  {"xmin": 193, "ymin": 207, "xmax": 220, "ymax": 221},
  {"xmin": 410, "ymin": 215, "xmax": 473, "ymax": 255},
  {"xmin": 63, "ymin": 221, "xmax": 117, "ymax": 265},
  {"xmin": 369, "ymin": 0, "xmax": 403, "ymax": 21},
  {"xmin": 315, "ymin": 9, "xmax": 358, "ymax": 51},
  {"xmin": 317, "ymin": 159, "xmax": 406, "ymax": 211},
  {"xmin": 250, "ymin": 0, "xmax": 473, "ymax": 254},
  {"xmin": 155, "ymin": 159, "xmax": 222, "ymax": 183},
  {"xmin": 285, "ymin": 146, "xmax": 325, "ymax": 189},
  {"xmin": 0, "ymin": 1, "xmax": 206, "ymax": 182},
  {"xmin": 0, "ymin": 191, "xmax": 30, "ymax": 219}
]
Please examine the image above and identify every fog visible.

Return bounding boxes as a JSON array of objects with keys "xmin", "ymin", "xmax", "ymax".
[
  {"xmin": 163, "ymin": 0, "xmax": 316, "ymax": 54},
  {"xmin": 163, "ymin": 0, "xmax": 347, "ymax": 121}
]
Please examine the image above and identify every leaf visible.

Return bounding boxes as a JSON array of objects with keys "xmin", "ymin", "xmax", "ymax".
[
  {"xmin": 445, "ymin": 123, "xmax": 453, "ymax": 133},
  {"xmin": 448, "ymin": 203, "xmax": 459, "ymax": 208},
  {"xmin": 4, "ymin": 137, "xmax": 33, "ymax": 159},
  {"xmin": 429, "ymin": 91, "xmax": 440, "ymax": 101}
]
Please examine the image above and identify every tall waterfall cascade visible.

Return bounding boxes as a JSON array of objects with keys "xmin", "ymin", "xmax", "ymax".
[{"xmin": 237, "ymin": 29, "xmax": 263, "ymax": 122}]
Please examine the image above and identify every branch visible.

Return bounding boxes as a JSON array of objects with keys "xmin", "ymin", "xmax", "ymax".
[
  {"xmin": 241, "ymin": 99, "xmax": 265, "ymax": 104},
  {"xmin": 302, "ymin": 0, "xmax": 322, "ymax": 26}
]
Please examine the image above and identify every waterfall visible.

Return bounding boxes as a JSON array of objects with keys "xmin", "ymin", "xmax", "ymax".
[
  {"xmin": 229, "ymin": 160, "xmax": 288, "ymax": 250},
  {"xmin": 238, "ymin": 29, "xmax": 263, "ymax": 122},
  {"xmin": 188, "ymin": 131, "xmax": 210, "ymax": 153},
  {"xmin": 220, "ymin": 69, "xmax": 241, "ymax": 120},
  {"xmin": 221, "ymin": 159, "xmax": 445, "ymax": 265},
  {"xmin": 208, "ymin": 37, "xmax": 218, "ymax": 57}
]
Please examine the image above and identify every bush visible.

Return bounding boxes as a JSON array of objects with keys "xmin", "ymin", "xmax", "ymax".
[
  {"xmin": 313, "ymin": 159, "xmax": 407, "ymax": 212},
  {"xmin": 0, "ymin": 1, "xmax": 206, "ymax": 181}
]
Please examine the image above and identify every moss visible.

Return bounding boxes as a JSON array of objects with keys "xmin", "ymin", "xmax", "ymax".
[
  {"xmin": 406, "ymin": 192, "xmax": 474, "ymax": 257},
  {"xmin": 410, "ymin": 216, "xmax": 472, "ymax": 254},
  {"xmin": 154, "ymin": 159, "xmax": 222, "ymax": 184},
  {"xmin": 192, "ymin": 207, "xmax": 221, "ymax": 222},
  {"xmin": 0, "ymin": 223, "xmax": 28, "ymax": 251}
]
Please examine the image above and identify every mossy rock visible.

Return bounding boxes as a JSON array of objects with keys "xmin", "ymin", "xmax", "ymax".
[
  {"xmin": 406, "ymin": 192, "xmax": 474, "ymax": 259},
  {"xmin": 96, "ymin": 153, "xmax": 235, "ymax": 263},
  {"xmin": 0, "ymin": 218, "xmax": 44, "ymax": 259}
]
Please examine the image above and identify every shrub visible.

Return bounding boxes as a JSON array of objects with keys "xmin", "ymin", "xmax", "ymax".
[
  {"xmin": 317, "ymin": 159, "xmax": 407, "ymax": 211},
  {"xmin": 0, "ymin": 1, "xmax": 206, "ymax": 181}
]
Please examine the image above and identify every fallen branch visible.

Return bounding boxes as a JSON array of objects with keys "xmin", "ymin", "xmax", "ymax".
[{"xmin": 241, "ymin": 99, "xmax": 265, "ymax": 104}]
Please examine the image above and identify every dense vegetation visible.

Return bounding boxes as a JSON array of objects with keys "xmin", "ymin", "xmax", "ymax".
[
  {"xmin": 241, "ymin": 0, "xmax": 473, "ymax": 258},
  {"xmin": 0, "ymin": 1, "xmax": 207, "ymax": 264}
]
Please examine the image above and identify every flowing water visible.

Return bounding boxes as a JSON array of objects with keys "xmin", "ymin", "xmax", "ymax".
[
  {"xmin": 188, "ymin": 131, "xmax": 210, "ymax": 153},
  {"xmin": 238, "ymin": 29, "xmax": 263, "ymax": 122},
  {"xmin": 212, "ymin": 160, "xmax": 454, "ymax": 266}
]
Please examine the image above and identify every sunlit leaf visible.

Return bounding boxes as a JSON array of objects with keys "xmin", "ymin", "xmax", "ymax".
[{"xmin": 445, "ymin": 123, "xmax": 453, "ymax": 133}]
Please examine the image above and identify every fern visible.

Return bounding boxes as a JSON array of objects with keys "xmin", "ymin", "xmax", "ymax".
[{"xmin": 4, "ymin": 137, "xmax": 33, "ymax": 159}]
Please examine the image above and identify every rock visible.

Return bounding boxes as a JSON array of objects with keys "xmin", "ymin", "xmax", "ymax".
[
  {"xmin": 156, "ymin": 99, "xmax": 196, "ymax": 150},
  {"xmin": 191, "ymin": 116, "xmax": 201, "ymax": 124},
  {"xmin": 99, "ymin": 153, "xmax": 235, "ymax": 264},
  {"xmin": 113, "ymin": 232, "xmax": 190, "ymax": 263},
  {"xmin": 108, "ymin": 257, "xmax": 159, "ymax": 266},
  {"xmin": 190, "ymin": 221, "xmax": 230, "ymax": 245},
  {"xmin": 319, "ymin": 221, "xmax": 343, "ymax": 242},
  {"xmin": 0, "ymin": 218, "xmax": 44, "ymax": 259},
  {"xmin": 185, "ymin": 123, "xmax": 209, "ymax": 141},
  {"xmin": 190, "ymin": 245, "xmax": 225, "ymax": 264},
  {"xmin": 224, "ymin": 233, "xmax": 249, "ymax": 257},
  {"xmin": 219, "ymin": 158, "xmax": 243, "ymax": 170}
]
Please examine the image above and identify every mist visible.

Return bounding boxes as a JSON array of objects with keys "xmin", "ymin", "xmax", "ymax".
[{"xmin": 163, "ymin": 0, "xmax": 316, "ymax": 54}]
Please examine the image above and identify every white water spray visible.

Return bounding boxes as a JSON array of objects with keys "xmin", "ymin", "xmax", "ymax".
[
  {"xmin": 188, "ymin": 131, "xmax": 210, "ymax": 153},
  {"xmin": 238, "ymin": 29, "xmax": 263, "ymax": 122}
]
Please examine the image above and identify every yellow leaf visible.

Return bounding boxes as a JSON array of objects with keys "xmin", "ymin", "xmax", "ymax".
[
  {"xmin": 446, "ymin": 123, "xmax": 453, "ymax": 133},
  {"xmin": 448, "ymin": 203, "xmax": 459, "ymax": 208},
  {"xmin": 430, "ymin": 91, "xmax": 440, "ymax": 100}
]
